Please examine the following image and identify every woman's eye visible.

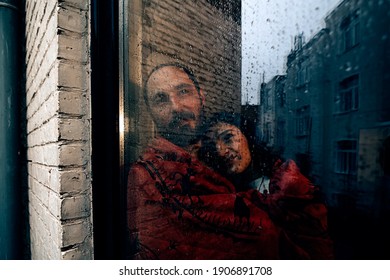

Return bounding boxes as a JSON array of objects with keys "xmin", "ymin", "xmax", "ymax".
[{"xmin": 222, "ymin": 133, "xmax": 234, "ymax": 143}]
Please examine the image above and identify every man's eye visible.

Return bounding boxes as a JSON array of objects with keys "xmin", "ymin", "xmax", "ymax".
[
  {"xmin": 179, "ymin": 89, "xmax": 189, "ymax": 95},
  {"xmin": 152, "ymin": 93, "xmax": 168, "ymax": 104}
]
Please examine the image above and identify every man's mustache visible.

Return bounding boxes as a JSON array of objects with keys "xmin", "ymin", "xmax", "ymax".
[{"xmin": 168, "ymin": 111, "xmax": 196, "ymax": 128}]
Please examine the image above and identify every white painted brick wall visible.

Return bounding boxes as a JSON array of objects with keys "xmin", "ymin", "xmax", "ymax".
[{"xmin": 25, "ymin": 0, "xmax": 93, "ymax": 259}]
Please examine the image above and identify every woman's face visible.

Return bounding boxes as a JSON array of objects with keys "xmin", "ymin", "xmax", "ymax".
[{"xmin": 211, "ymin": 123, "xmax": 252, "ymax": 174}]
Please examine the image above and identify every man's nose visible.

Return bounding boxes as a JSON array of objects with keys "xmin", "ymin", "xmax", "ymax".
[{"xmin": 170, "ymin": 96, "xmax": 182, "ymax": 111}]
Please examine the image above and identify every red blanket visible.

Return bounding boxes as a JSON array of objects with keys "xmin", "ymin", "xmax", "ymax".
[{"xmin": 127, "ymin": 137, "xmax": 333, "ymax": 259}]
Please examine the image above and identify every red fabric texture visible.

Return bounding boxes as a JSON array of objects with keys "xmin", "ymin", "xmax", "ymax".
[{"xmin": 127, "ymin": 137, "xmax": 333, "ymax": 259}]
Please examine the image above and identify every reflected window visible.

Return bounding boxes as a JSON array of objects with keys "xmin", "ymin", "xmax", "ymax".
[
  {"xmin": 340, "ymin": 9, "xmax": 360, "ymax": 52},
  {"xmin": 335, "ymin": 74, "xmax": 359, "ymax": 113},
  {"xmin": 335, "ymin": 140, "xmax": 357, "ymax": 175},
  {"xmin": 294, "ymin": 106, "xmax": 310, "ymax": 137},
  {"xmin": 277, "ymin": 90, "xmax": 285, "ymax": 108},
  {"xmin": 262, "ymin": 88, "xmax": 272, "ymax": 110},
  {"xmin": 296, "ymin": 65, "xmax": 309, "ymax": 87}
]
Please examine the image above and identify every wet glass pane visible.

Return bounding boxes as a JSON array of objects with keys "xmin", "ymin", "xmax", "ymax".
[{"xmin": 122, "ymin": 0, "xmax": 390, "ymax": 259}]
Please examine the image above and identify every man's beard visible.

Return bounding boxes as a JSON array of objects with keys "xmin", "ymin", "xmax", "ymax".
[
  {"xmin": 157, "ymin": 111, "xmax": 200, "ymax": 147},
  {"xmin": 160, "ymin": 127, "xmax": 197, "ymax": 147}
]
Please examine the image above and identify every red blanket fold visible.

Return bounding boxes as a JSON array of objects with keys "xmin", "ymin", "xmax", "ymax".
[{"xmin": 127, "ymin": 137, "xmax": 333, "ymax": 259}]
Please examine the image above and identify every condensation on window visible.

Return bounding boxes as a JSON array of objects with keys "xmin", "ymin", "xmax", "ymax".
[{"xmin": 122, "ymin": 0, "xmax": 390, "ymax": 259}]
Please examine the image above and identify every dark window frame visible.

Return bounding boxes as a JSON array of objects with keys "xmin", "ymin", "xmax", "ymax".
[
  {"xmin": 340, "ymin": 10, "xmax": 360, "ymax": 52},
  {"xmin": 335, "ymin": 139, "xmax": 358, "ymax": 175},
  {"xmin": 334, "ymin": 74, "xmax": 359, "ymax": 114}
]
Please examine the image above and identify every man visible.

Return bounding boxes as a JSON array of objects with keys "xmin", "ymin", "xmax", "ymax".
[
  {"xmin": 127, "ymin": 63, "xmax": 333, "ymax": 259},
  {"xmin": 142, "ymin": 63, "xmax": 205, "ymax": 152}
]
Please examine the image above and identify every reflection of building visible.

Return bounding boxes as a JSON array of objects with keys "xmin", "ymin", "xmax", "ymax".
[
  {"xmin": 323, "ymin": 0, "xmax": 390, "ymax": 214},
  {"xmin": 283, "ymin": 28, "xmax": 330, "ymax": 179},
  {"xmin": 273, "ymin": 0, "xmax": 390, "ymax": 258},
  {"xmin": 281, "ymin": 0, "xmax": 390, "ymax": 210},
  {"xmin": 325, "ymin": 2, "xmax": 390, "ymax": 259},
  {"xmin": 259, "ymin": 75, "xmax": 287, "ymax": 152}
]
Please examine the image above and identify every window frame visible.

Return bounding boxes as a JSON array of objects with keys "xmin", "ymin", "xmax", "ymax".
[
  {"xmin": 334, "ymin": 74, "xmax": 359, "ymax": 114},
  {"xmin": 340, "ymin": 10, "xmax": 360, "ymax": 52},
  {"xmin": 294, "ymin": 106, "xmax": 311, "ymax": 137},
  {"xmin": 334, "ymin": 139, "xmax": 358, "ymax": 175},
  {"xmin": 296, "ymin": 64, "xmax": 310, "ymax": 87}
]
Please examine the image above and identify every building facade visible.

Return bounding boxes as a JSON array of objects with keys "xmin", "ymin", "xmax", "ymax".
[
  {"xmin": 24, "ymin": 0, "xmax": 93, "ymax": 260},
  {"xmin": 323, "ymin": 0, "xmax": 390, "ymax": 214},
  {"xmin": 259, "ymin": 75, "xmax": 287, "ymax": 153},
  {"xmin": 283, "ymin": 29, "xmax": 330, "ymax": 179}
]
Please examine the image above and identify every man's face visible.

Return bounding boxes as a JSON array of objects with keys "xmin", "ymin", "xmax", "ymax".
[{"xmin": 146, "ymin": 66, "xmax": 204, "ymax": 147}]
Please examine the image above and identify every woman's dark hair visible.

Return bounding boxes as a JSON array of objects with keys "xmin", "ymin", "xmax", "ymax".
[{"xmin": 198, "ymin": 111, "xmax": 281, "ymax": 181}]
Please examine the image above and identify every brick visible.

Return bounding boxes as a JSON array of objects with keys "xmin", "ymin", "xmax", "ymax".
[
  {"xmin": 60, "ymin": 0, "xmax": 89, "ymax": 11},
  {"xmin": 27, "ymin": 143, "xmax": 60, "ymax": 166},
  {"xmin": 27, "ymin": 89, "xmax": 60, "ymax": 134},
  {"xmin": 59, "ymin": 169, "xmax": 89, "ymax": 194},
  {"xmin": 62, "ymin": 219, "xmax": 91, "ymax": 247},
  {"xmin": 58, "ymin": 62, "xmax": 88, "ymax": 90},
  {"xmin": 61, "ymin": 241, "xmax": 93, "ymax": 260},
  {"xmin": 58, "ymin": 33, "xmax": 88, "ymax": 63},
  {"xmin": 27, "ymin": 117, "xmax": 59, "ymax": 147},
  {"xmin": 59, "ymin": 143, "xmax": 88, "ymax": 167},
  {"xmin": 48, "ymin": 189, "xmax": 62, "ymax": 218},
  {"xmin": 59, "ymin": 118, "xmax": 87, "ymax": 141},
  {"xmin": 48, "ymin": 168, "xmax": 61, "ymax": 193},
  {"xmin": 26, "ymin": 62, "xmax": 59, "ymax": 112},
  {"xmin": 61, "ymin": 194, "xmax": 91, "ymax": 220},
  {"xmin": 29, "ymin": 176, "xmax": 49, "ymax": 207},
  {"xmin": 58, "ymin": 7, "xmax": 87, "ymax": 34},
  {"xmin": 29, "ymin": 191, "xmax": 62, "ymax": 259},
  {"xmin": 58, "ymin": 91, "xmax": 85, "ymax": 115}
]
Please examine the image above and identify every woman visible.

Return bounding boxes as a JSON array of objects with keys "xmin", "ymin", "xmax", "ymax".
[
  {"xmin": 197, "ymin": 112, "xmax": 334, "ymax": 259},
  {"xmin": 198, "ymin": 112, "xmax": 280, "ymax": 192}
]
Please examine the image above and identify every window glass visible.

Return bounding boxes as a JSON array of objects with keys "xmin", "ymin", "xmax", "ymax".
[
  {"xmin": 336, "ymin": 140, "xmax": 357, "ymax": 174},
  {"xmin": 336, "ymin": 74, "xmax": 359, "ymax": 112},
  {"xmin": 341, "ymin": 9, "xmax": 360, "ymax": 51},
  {"xmin": 122, "ymin": 0, "xmax": 390, "ymax": 260}
]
